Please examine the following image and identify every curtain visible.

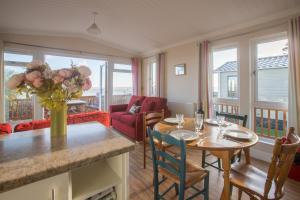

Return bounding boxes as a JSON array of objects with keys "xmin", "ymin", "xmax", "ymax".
[
  {"xmin": 288, "ymin": 16, "xmax": 300, "ymax": 134},
  {"xmin": 157, "ymin": 53, "xmax": 166, "ymax": 97},
  {"xmin": 198, "ymin": 41, "xmax": 210, "ymax": 118},
  {"xmin": 131, "ymin": 57, "xmax": 140, "ymax": 96},
  {"xmin": 0, "ymin": 40, "xmax": 4, "ymax": 122}
]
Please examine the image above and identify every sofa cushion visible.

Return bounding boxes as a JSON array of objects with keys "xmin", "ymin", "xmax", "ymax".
[
  {"xmin": 141, "ymin": 97, "xmax": 167, "ymax": 113},
  {"xmin": 110, "ymin": 112, "xmax": 127, "ymax": 121},
  {"xmin": 126, "ymin": 95, "xmax": 146, "ymax": 112},
  {"xmin": 0, "ymin": 123, "xmax": 12, "ymax": 134},
  {"xmin": 119, "ymin": 114, "xmax": 136, "ymax": 127}
]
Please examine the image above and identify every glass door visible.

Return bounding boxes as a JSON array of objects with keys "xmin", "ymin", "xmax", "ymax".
[{"xmin": 4, "ymin": 52, "xmax": 34, "ymax": 123}]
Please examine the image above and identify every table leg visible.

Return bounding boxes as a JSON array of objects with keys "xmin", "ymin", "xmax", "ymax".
[
  {"xmin": 243, "ymin": 148, "xmax": 251, "ymax": 164},
  {"xmin": 220, "ymin": 151, "xmax": 232, "ymax": 200}
]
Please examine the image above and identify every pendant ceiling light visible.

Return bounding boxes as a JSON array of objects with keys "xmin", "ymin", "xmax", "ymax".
[{"xmin": 87, "ymin": 12, "xmax": 101, "ymax": 35}]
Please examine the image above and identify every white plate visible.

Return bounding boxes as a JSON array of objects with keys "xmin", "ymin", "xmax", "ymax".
[
  {"xmin": 223, "ymin": 129, "xmax": 252, "ymax": 141},
  {"xmin": 163, "ymin": 118, "xmax": 178, "ymax": 124},
  {"xmin": 205, "ymin": 119, "xmax": 230, "ymax": 126},
  {"xmin": 170, "ymin": 130, "xmax": 199, "ymax": 141}
]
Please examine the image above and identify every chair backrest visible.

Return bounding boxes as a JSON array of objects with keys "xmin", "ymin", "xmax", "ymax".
[
  {"xmin": 143, "ymin": 110, "xmax": 164, "ymax": 139},
  {"xmin": 148, "ymin": 128, "xmax": 186, "ymax": 183},
  {"xmin": 216, "ymin": 111, "xmax": 248, "ymax": 127},
  {"xmin": 264, "ymin": 127, "xmax": 300, "ymax": 199}
]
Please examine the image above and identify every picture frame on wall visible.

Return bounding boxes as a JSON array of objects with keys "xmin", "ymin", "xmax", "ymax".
[{"xmin": 175, "ymin": 64, "xmax": 186, "ymax": 75}]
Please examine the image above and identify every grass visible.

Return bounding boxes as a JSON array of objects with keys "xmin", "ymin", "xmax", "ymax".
[{"xmin": 255, "ymin": 127, "xmax": 284, "ymax": 138}]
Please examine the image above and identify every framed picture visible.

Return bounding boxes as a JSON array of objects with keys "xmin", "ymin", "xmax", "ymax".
[{"xmin": 175, "ymin": 64, "xmax": 186, "ymax": 75}]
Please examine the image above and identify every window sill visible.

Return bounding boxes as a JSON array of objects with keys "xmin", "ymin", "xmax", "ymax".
[{"xmin": 258, "ymin": 136, "xmax": 275, "ymax": 146}]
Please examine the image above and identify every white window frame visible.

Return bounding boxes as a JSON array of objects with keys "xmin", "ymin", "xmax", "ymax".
[
  {"xmin": 209, "ymin": 44, "xmax": 240, "ymax": 112},
  {"xmin": 250, "ymin": 32, "xmax": 288, "ymax": 111},
  {"xmin": 2, "ymin": 43, "xmax": 132, "ymax": 120},
  {"xmin": 149, "ymin": 60, "xmax": 158, "ymax": 97}
]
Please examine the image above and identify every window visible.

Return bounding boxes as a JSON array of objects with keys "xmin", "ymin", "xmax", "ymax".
[
  {"xmin": 255, "ymin": 38, "xmax": 288, "ymax": 103},
  {"xmin": 149, "ymin": 62, "xmax": 157, "ymax": 96},
  {"xmin": 112, "ymin": 63, "xmax": 133, "ymax": 104},
  {"xmin": 227, "ymin": 76, "xmax": 237, "ymax": 98},
  {"xmin": 44, "ymin": 54, "xmax": 107, "ymax": 114},
  {"xmin": 212, "ymin": 47, "xmax": 238, "ymax": 99},
  {"xmin": 253, "ymin": 35, "xmax": 289, "ymax": 137},
  {"xmin": 4, "ymin": 52, "xmax": 34, "ymax": 122}
]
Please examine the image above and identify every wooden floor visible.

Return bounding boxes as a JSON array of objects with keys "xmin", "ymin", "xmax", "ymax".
[{"xmin": 129, "ymin": 143, "xmax": 300, "ymax": 200}]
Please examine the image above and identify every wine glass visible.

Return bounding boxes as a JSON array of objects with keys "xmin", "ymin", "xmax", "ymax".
[
  {"xmin": 176, "ymin": 114, "xmax": 184, "ymax": 129},
  {"xmin": 216, "ymin": 115, "xmax": 225, "ymax": 133},
  {"xmin": 195, "ymin": 112, "xmax": 204, "ymax": 135}
]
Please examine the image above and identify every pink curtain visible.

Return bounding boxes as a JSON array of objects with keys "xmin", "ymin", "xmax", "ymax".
[
  {"xmin": 131, "ymin": 57, "xmax": 140, "ymax": 96},
  {"xmin": 288, "ymin": 16, "xmax": 300, "ymax": 134},
  {"xmin": 198, "ymin": 41, "xmax": 210, "ymax": 118},
  {"xmin": 157, "ymin": 53, "xmax": 166, "ymax": 97}
]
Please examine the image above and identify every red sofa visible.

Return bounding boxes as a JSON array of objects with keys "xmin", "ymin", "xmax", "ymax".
[
  {"xmin": 14, "ymin": 111, "xmax": 110, "ymax": 132},
  {"xmin": 0, "ymin": 123, "xmax": 12, "ymax": 135},
  {"xmin": 109, "ymin": 95, "xmax": 170, "ymax": 141}
]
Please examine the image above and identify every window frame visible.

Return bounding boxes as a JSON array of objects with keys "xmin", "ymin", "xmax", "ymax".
[
  {"xmin": 250, "ymin": 32, "xmax": 288, "ymax": 110},
  {"xmin": 149, "ymin": 61, "xmax": 158, "ymax": 97},
  {"xmin": 209, "ymin": 44, "xmax": 240, "ymax": 109}
]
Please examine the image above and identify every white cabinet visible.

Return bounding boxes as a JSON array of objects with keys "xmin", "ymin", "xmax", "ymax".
[
  {"xmin": 0, "ymin": 173, "xmax": 70, "ymax": 200},
  {"xmin": 0, "ymin": 153, "xmax": 129, "ymax": 200}
]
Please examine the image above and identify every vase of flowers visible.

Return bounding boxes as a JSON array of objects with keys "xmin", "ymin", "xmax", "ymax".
[{"xmin": 6, "ymin": 61, "xmax": 92, "ymax": 137}]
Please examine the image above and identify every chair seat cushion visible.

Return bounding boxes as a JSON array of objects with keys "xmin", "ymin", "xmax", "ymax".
[
  {"xmin": 110, "ymin": 112, "xmax": 127, "ymax": 121},
  {"xmin": 119, "ymin": 114, "xmax": 136, "ymax": 127},
  {"xmin": 159, "ymin": 160, "xmax": 208, "ymax": 187},
  {"xmin": 0, "ymin": 123, "xmax": 12, "ymax": 134},
  {"xmin": 231, "ymin": 163, "xmax": 279, "ymax": 199}
]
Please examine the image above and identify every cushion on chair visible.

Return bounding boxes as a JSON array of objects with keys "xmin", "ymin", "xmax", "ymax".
[
  {"xmin": 32, "ymin": 119, "xmax": 50, "ymax": 129},
  {"xmin": 159, "ymin": 160, "xmax": 208, "ymax": 187},
  {"xmin": 126, "ymin": 95, "xmax": 145, "ymax": 112},
  {"xmin": 14, "ymin": 122, "xmax": 33, "ymax": 132},
  {"xmin": 0, "ymin": 123, "xmax": 12, "ymax": 134}
]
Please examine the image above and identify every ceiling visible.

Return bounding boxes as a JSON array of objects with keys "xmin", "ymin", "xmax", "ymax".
[{"xmin": 0, "ymin": 0, "xmax": 299, "ymax": 55}]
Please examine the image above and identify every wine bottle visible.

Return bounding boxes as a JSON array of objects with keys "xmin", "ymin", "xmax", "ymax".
[{"xmin": 196, "ymin": 102, "xmax": 205, "ymax": 130}]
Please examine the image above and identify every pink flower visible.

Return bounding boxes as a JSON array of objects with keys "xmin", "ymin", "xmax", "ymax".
[
  {"xmin": 78, "ymin": 65, "xmax": 91, "ymax": 77},
  {"xmin": 25, "ymin": 71, "xmax": 42, "ymax": 82},
  {"xmin": 32, "ymin": 78, "xmax": 43, "ymax": 88},
  {"xmin": 58, "ymin": 69, "xmax": 72, "ymax": 78},
  {"xmin": 6, "ymin": 74, "xmax": 25, "ymax": 89},
  {"xmin": 53, "ymin": 75, "xmax": 64, "ymax": 84},
  {"xmin": 82, "ymin": 78, "xmax": 92, "ymax": 90}
]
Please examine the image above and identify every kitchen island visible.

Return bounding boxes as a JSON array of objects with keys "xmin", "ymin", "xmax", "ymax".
[{"xmin": 0, "ymin": 122, "xmax": 135, "ymax": 200}]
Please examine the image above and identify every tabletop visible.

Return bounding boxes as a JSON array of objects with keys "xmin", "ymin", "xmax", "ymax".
[{"xmin": 154, "ymin": 118, "xmax": 259, "ymax": 151}]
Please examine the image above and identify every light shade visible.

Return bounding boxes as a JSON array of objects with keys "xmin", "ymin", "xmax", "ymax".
[{"xmin": 87, "ymin": 23, "xmax": 101, "ymax": 35}]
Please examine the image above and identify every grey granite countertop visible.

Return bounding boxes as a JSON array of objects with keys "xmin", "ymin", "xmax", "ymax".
[{"xmin": 0, "ymin": 122, "xmax": 135, "ymax": 193}]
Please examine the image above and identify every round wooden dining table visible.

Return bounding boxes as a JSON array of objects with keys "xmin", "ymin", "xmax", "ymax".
[{"xmin": 154, "ymin": 118, "xmax": 259, "ymax": 200}]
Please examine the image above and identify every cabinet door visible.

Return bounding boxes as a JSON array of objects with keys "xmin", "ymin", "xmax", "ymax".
[{"xmin": 0, "ymin": 173, "xmax": 70, "ymax": 200}]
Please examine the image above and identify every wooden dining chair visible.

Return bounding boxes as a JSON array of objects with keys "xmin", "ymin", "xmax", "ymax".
[
  {"xmin": 230, "ymin": 127, "xmax": 300, "ymax": 200},
  {"xmin": 148, "ymin": 128, "xmax": 209, "ymax": 200},
  {"xmin": 202, "ymin": 111, "xmax": 248, "ymax": 170},
  {"xmin": 143, "ymin": 110, "xmax": 164, "ymax": 169}
]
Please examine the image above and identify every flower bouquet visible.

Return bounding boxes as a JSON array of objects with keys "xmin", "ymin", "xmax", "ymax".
[{"xmin": 7, "ymin": 61, "xmax": 92, "ymax": 136}]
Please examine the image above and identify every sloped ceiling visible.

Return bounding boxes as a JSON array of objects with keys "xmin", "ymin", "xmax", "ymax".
[{"xmin": 0, "ymin": 0, "xmax": 299, "ymax": 55}]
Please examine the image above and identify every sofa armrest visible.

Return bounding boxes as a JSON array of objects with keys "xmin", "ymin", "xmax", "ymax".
[{"xmin": 109, "ymin": 104, "xmax": 128, "ymax": 113}]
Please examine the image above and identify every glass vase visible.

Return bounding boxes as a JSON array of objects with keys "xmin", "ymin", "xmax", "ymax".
[{"xmin": 50, "ymin": 103, "xmax": 67, "ymax": 137}]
